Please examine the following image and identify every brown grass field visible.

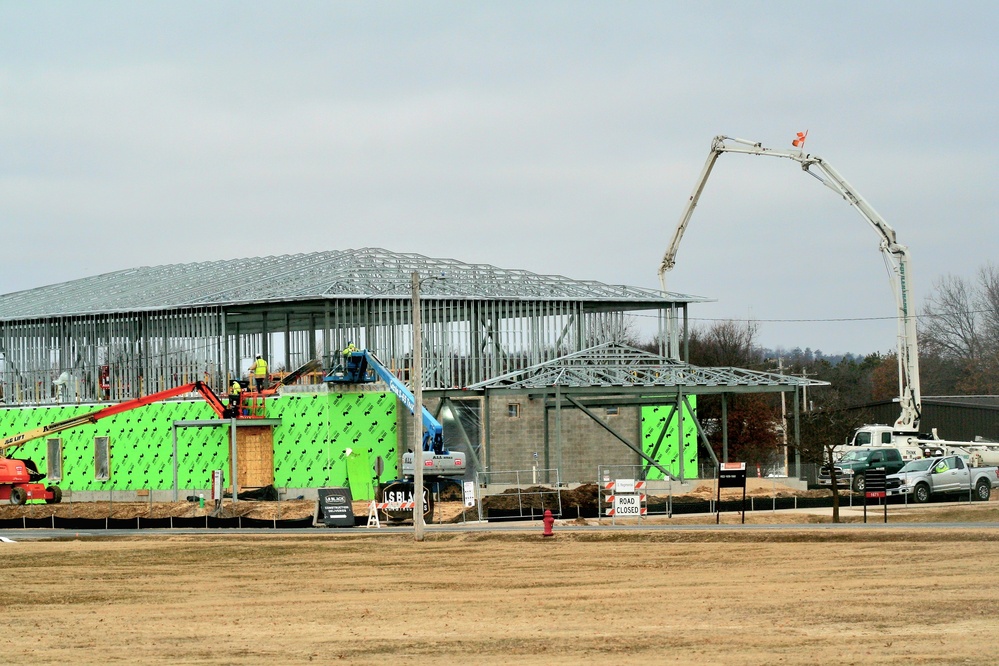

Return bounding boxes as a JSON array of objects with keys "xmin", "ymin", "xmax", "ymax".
[{"xmin": 1, "ymin": 504, "xmax": 998, "ymax": 665}]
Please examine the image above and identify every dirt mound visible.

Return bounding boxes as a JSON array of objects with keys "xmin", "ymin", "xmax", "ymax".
[
  {"xmin": 478, "ymin": 483, "xmax": 598, "ymax": 512},
  {"xmin": 446, "ymin": 481, "xmax": 836, "ymax": 522},
  {"xmin": 684, "ymin": 483, "xmax": 830, "ymax": 500},
  {"xmin": 0, "ymin": 499, "xmax": 319, "ymax": 521}
]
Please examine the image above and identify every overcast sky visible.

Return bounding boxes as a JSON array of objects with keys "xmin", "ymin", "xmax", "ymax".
[{"xmin": 2, "ymin": 2, "xmax": 996, "ymax": 357}]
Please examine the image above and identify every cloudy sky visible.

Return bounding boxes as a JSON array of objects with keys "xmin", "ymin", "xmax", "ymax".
[{"xmin": 2, "ymin": 2, "xmax": 996, "ymax": 356}]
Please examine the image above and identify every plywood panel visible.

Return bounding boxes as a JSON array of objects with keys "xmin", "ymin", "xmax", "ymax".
[{"xmin": 237, "ymin": 426, "xmax": 274, "ymax": 488}]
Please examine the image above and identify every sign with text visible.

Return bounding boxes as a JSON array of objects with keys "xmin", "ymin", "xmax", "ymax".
[
  {"xmin": 864, "ymin": 469, "xmax": 887, "ymax": 499},
  {"xmin": 615, "ymin": 478, "xmax": 636, "ymax": 494},
  {"xmin": 718, "ymin": 462, "xmax": 747, "ymax": 489},
  {"xmin": 862, "ymin": 468, "xmax": 888, "ymax": 525},
  {"xmin": 717, "ymin": 462, "xmax": 747, "ymax": 525},
  {"xmin": 317, "ymin": 487, "xmax": 355, "ymax": 528},
  {"xmin": 380, "ymin": 481, "xmax": 434, "ymax": 521},
  {"xmin": 211, "ymin": 470, "xmax": 223, "ymax": 501},
  {"xmin": 613, "ymin": 493, "xmax": 642, "ymax": 516},
  {"xmin": 463, "ymin": 481, "xmax": 476, "ymax": 508}
]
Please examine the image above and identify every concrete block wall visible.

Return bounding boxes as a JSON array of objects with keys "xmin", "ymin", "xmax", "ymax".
[{"xmin": 487, "ymin": 395, "xmax": 640, "ymax": 484}]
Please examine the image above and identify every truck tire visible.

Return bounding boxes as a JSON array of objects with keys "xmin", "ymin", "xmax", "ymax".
[
  {"xmin": 9, "ymin": 487, "xmax": 27, "ymax": 506},
  {"xmin": 852, "ymin": 474, "xmax": 866, "ymax": 493},
  {"xmin": 974, "ymin": 479, "xmax": 991, "ymax": 502},
  {"xmin": 913, "ymin": 483, "xmax": 931, "ymax": 504},
  {"xmin": 45, "ymin": 485, "xmax": 63, "ymax": 504}
]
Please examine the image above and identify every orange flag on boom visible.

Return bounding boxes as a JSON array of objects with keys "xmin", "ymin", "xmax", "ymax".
[{"xmin": 792, "ymin": 130, "xmax": 808, "ymax": 148}]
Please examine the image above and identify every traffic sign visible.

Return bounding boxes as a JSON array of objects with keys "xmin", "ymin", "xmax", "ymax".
[{"xmin": 613, "ymin": 493, "xmax": 642, "ymax": 516}]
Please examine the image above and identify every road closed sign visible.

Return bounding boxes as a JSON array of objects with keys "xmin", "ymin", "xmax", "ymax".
[{"xmin": 613, "ymin": 493, "xmax": 642, "ymax": 516}]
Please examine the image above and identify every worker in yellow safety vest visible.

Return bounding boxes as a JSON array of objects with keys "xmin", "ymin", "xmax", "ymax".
[
  {"xmin": 342, "ymin": 341, "xmax": 358, "ymax": 358},
  {"xmin": 252, "ymin": 354, "xmax": 268, "ymax": 392},
  {"xmin": 229, "ymin": 379, "xmax": 242, "ymax": 406}
]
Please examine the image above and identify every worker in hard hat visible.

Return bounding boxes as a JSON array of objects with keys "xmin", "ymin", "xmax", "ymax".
[
  {"xmin": 228, "ymin": 379, "xmax": 243, "ymax": 415},
  {"xmin": 342, "ymin": 341, "xmax": 358, "ymax": 357},
  {"xmin": 251, "ymin": 354, "xmax": 268, "ymax": 393}
]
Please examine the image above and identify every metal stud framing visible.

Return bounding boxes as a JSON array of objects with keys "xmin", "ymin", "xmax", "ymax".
[{"xmin": 0, "ymin": 249, "xmax": 703, "ymax": 406}]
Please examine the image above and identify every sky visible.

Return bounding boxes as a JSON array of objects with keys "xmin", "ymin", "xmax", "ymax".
[{"xmin": 1, "ymin": 1, "xmax": 997, "ymax": 357}]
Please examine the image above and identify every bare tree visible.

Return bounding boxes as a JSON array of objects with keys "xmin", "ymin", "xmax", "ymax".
[
  {"xmin": 920, "ymin": 263, "xmax": 999, "ymax": 394},
  {"xmin": 921, "ymin": 273, "xmax": 983, "ymax": 363},
  {"xmin": 688, "ymin": 319, "xmax": 763, "ymax": 368},
  {"xmin": 797, "ymin": 404, "xmax": 869, "ymax": 523},
  {"xmin": 684, "ymin": 320, "xmax": 780, "ymax": 467},
  {"xmin": 980, "ymin": 264, "xmax": 999, "ymax": 348}
]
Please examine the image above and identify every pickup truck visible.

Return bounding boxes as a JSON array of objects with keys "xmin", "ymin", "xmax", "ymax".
[
  {"xmin": 818, "ymin": 447, "xmax": 906, "ymax": 492},
  {"xmin": 886, "ymin": 455, "xmax": 998, "ymax": 503}
]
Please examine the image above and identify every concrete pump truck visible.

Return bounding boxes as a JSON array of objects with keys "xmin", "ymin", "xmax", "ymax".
[{"xmin": 660, "ymin": 135, "xmax": 999, "ymax": 468}]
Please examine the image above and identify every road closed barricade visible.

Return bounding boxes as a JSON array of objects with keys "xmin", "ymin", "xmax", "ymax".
[{"xmin": 602, "ymin": 479, "xmax": 647, "ymax": 523}]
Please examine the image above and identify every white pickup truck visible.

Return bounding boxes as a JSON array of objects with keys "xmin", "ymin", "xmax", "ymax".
[{"xmin": 885, "ymin": 455, "xmax": 999, "ymax": 503}]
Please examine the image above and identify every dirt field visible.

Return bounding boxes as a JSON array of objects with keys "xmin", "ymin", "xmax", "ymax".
[{"xmin": 2, "ymin": 514, "xmax": 999, "ymax": 665}]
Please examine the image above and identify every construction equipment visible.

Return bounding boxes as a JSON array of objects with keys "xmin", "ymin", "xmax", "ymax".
[
  {"xmin": 662, "ymin": 135, "xmax": 999, "ymax": 464},
  {"xmin": 236, "ymin": 358, "xmax": 325, "ymax": 418},
  {"xmin": 325, "ymin": 349, "xmax": 466, "ymax": 521},
  {"xmin": 0, "ymin": 381, "xmax": 229, "ymax": 505},
  {"xmin": 325, "ymin": 350, "xmax": 465, "ymax": 476},
  {"xmin": 661, "ymin": 135, "xmax": 920, "ymax": 433}
]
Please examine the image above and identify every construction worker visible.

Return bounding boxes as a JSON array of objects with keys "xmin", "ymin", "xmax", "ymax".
[
  {"xmin": 228, "ymin": 379, "xmax": 242, "ymax": 409},
  {"xmin": 342, "ymin": 341, "xmax": 358, "ymax": 358},
  {"xmin": 252, "ymin": 354, "xmax": 268, "ymax": 393}
]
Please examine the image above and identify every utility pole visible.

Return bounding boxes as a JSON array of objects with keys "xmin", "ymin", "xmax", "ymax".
[
  {"xmin": 800, "ymin": 367, "xmax": 814, "ymax": 412},
  {"xmin": 775, "ymin": 357, "xmax": 789, "ymax": 477},
  {"xmin": 411, "ymin": 272, "xmax": 425, "ymax": 542}
]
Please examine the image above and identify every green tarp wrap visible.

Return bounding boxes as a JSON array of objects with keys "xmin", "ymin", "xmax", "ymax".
[
  {"xmin": 0, "ymin": 391, "xmax": 397, "ymax": 500},
  {"xmin": 641, "ymin": 397, "xmax": 698, "ymax": 479}
]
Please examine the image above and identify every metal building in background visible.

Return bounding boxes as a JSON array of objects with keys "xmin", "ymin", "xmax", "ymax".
[
  {"xmin": 0, "ymin": 248, "xmax": 703, "ymax": 405},
  {"xmin": 847, "ymin": 397, "xmax": 999, "ymax": 443}
]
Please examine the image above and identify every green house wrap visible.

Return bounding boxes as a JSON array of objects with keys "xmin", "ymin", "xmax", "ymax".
[
  {"xmin": 641, "ymin": 397, "xmax": 698, "ymax": 479},
  {"xmin": 0, "ymin": 390, "xmax": 398, "ymax": 501}
]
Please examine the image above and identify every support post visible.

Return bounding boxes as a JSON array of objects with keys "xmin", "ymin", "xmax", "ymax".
[
  {"xmin": 172, "ymin": 424, "xmax": 179, "ymax": 502},
  {"xmin": 229, "ymin": 417, "xmax": 239, "ymax": 503},
  {"xmin": 677, "ymin": 386, "xmax": 685, "ymax": 481},
  {"xmin": 411, "ymin": 272, "xmax": 425, "ymax": 541},
  {"xmin": 555, "ymin": 384, "xmax": 563, "ymax": 484},
  {"xmin": 721, "ymin": 393, "xmax": 729, "ymax": 464},
  {"xmin": 793, "ymin": 387, "xmax": 802, "ymax": 478}
]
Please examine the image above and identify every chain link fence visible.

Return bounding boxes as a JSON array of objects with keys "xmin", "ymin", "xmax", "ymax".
[{"xmin": 473, "ymin": 469, "xmax": 562, "ymax": 521}]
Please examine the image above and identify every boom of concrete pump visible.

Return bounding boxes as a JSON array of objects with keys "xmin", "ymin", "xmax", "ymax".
[{"xmin": 660, "ymin": 135, "xmax": 922, "ymax": 435}]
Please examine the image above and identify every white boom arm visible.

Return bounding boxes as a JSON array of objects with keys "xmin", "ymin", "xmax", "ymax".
[{"xmin": 660, "ymin": 135, "xmax": 921, "ymax": 433}]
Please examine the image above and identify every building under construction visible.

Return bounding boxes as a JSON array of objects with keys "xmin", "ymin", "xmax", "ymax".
[
  {"xmin": 0, "ymin": 249, "xmax": 820, "ymax": 497},
  {"xmin": 0, "ymin": 248, "xmax": 694, "ymax": 404}
]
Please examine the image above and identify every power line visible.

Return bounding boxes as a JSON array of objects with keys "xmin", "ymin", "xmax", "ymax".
[{"xmin": 631, "ymin": 309, "xmax": 995, "ymax": 325}]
